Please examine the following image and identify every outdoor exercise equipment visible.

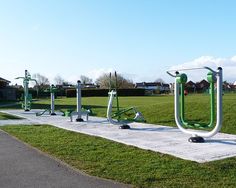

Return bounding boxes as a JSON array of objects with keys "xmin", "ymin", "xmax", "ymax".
[
  {"xmin": 70, "ymin": 80, "xmax": 90, "ymax": 122},
  {"xmin": 107, "ymin": 71, "xmax": 145, "ymax": 129},
  {"xmin": 36, "ymin": 84, "xmax": 58, "ymax": 116},
  {"xmin": 167, "ymin": 67, "xmax": 223, "ymax": 143},
  {"xmin": 15, "ymin": 70, "xmax": 38, "ymax": 111}
]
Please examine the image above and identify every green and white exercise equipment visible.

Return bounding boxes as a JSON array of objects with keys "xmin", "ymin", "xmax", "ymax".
[
  {"xmin": 36, "ymin": 84, "xmax": 58, "ymax": 116},
  {"xmin": 70, "ymin": 80, "xmax": 90, "ymax": 122},
  {"xmin": 15, "ymin": 70, "xmax": 38, "ymax": 111},
  {"xmin": 107, "ymin": 71, "xmax": 145, "ymax": 129},
  {"xmin": 167, "ymin": 67, "xmax": 223, "ymax": 143}
]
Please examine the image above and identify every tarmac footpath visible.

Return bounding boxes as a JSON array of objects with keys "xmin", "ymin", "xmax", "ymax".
[{"xmin": 0, "ymin": 130, "xmax": 130, "ymax": 188}]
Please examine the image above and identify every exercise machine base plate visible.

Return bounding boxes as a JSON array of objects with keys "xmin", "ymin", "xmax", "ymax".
[
  {"xmin": 76, "ymin": 118, "xmax": 84, "ymax": 122},
  {"xmin": 188, "ymin": 136, "xmax": 205, "ymax": 143},
  {"xmin": 119, "ymin": 125, "xmax": 130, "ymax": 129}
]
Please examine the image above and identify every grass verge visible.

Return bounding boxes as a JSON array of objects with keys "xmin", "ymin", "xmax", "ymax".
[{"xmin": 1, "ymin": 125, "xmax": 236, "ymax": 188}]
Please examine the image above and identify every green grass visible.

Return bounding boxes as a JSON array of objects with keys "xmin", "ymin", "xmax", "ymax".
[
  {"xmin": 1, "ymin": 124, "xmax": 236, "ymax": 188},
  {"xmin": 0, "ymin": 112, "xmax": 22, "ymax": 120}
]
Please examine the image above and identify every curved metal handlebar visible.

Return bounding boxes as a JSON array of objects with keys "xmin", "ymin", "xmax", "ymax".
[
  {"xmin": 166, "ymin": 71, "xmax": 177, "ymax": 78},
  {"xmin": 167, "ymin": 66, "xmax": 217, "ymax": 76}
]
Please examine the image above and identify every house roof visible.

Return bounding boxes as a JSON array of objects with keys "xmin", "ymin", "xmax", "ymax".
[
  {"xmin": 195, "ymin": 79, "xmax": 210, "ymax": 89},
  {"xmin": 0, "ymin": 77, "xmax": 11, "ymax": 83}
]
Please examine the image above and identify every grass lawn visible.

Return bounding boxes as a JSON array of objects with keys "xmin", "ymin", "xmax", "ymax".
[{"xmin": 1, "ymin": 124, "xmax": 236, "ymax": 188}]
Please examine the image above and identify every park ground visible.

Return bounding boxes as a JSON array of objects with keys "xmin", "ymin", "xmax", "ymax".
[{"xmin": 0, "ymin": 93, "xmax": 236, "ymax": 187}]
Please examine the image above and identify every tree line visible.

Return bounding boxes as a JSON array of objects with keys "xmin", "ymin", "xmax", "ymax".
[{"xmin": 31, "ymin": 72, "xmax": 141, "ymax": 90}]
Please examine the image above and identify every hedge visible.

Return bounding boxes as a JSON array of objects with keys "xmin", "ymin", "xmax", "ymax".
[{"xmin": 66, "ymin": 88, "xmax": 145, "ymax": 97}]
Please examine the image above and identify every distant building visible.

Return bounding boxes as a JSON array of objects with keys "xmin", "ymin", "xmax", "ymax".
[
  {"xmin": 135, "ymin": 82, "xmax": 170, "ymax": 94},
  {"xmin": 83, "ymin": 83, "xmax": 98, "ymax": 89},
  {"xmin": 185, "ymin": 81, "xmax": 196, "ymax": 93},
  {"xmin": 195, "ymin": 79, "xmax": 210, "ymax": 92},
  {"xmin": 0, "ymin": 77, "xmax": 16, "ymax": 100},
  {"xmin": 0, "ymin": 77, "xmax": 10, "ymax": 88}
]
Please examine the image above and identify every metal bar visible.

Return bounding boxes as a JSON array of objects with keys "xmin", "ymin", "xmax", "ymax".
[
  {"xmin": 166, "ymin": 71, "xmax": 176, "ymax": 77},
  {"xmin": 167, "ymin": 66, "xmax": 217, "ymax": 74},
  {"xmin": 76, "ymin": 80, "xmax": 82, "ymax": 119}
]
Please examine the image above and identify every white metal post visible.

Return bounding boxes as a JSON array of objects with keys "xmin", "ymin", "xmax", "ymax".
[
  {"xmin": 76, "ymin": 80, "xmax": 84, "ymax": 122},
  {"xmin": 50, "ymin": 85, "xmax": 56, "ymax": 115}
]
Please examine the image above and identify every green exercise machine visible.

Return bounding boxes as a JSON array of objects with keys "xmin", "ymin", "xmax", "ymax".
[
  {"xmin": 167, "ymin": 66, "xmax": 223, "ymax": 143},
  {"xmin": 36, "ymin": 84, "xmax": 58, "ymax": 116},
  {"xmin": 15, "ymin": 70, "xmax": 38, "ymax": 111},
  {"xmin": 107, "ymin": 71, "xmax": 145, "ymax": 129}
]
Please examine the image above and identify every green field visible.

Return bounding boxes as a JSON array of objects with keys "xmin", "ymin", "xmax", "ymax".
[{"xmin": 1, "ymin": 93, "xmax": 236, "ymax": 187}]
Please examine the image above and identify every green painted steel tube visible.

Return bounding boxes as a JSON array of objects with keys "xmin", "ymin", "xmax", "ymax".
[
  {"xmin": 209, "ymin": 81, "xmax": 215, "ymax": 127},
  {"xmin": 112, "ymin": 107, "xmax": 135, "ymax": 118},
  {"xmin": 180, "ymin": 83, "xmax": 188, "ymax": 126},
  {"xmin": 179, "ymin": 72, "xmax": 215, "ymax": 128}
]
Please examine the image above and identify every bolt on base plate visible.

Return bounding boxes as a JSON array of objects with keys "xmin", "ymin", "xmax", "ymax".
[
  {"xmin": 76, "ymin": 118, "xmax": 84, "ymax": 122},
  {"xmin": 119, "ymin": 125, "xmax": 130, "ymax": 129},
  {"xmin": 188, "ymin": 136, "xmax": 205, "ymax": 143}
]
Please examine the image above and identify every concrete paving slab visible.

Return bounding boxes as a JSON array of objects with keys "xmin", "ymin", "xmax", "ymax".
[{"xmin": 1, "ymin": 109, "xmax": 236, "ymax": 163}]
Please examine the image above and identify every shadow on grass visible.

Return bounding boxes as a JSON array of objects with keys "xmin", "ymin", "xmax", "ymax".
[{"xmin": 0, "ymin": 113, "xmax": 23, "ymax": 120}]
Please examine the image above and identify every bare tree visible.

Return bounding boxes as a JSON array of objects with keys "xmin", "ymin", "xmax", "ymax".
[
  {"xmin": 33, "ymin": 73, "xmax": 50, "ymax": 90},
  {"xmin": 54, "ymin": 75, "xmax": 65, "ymax": 85},
  {"xmin": 80, "ymin": 75, "xmax": 93, "ymax": 84},
  {"xmin": 95, "ymin": 73, "xmax": 134, "ymax": 89}
]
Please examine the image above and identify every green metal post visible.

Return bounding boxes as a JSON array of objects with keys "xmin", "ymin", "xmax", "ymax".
[
  {"xmin": 180, "ymin": 83, "xmax": 188, "ymax": 126},
  {"xmin": 208, "ymin": 73, "xmax": 215, "ymax": 127}
]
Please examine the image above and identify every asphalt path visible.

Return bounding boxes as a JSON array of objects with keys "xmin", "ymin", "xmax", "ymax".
[{"xmin": 0, "ymin": 130, "xmax": 130, "ymax": 188}]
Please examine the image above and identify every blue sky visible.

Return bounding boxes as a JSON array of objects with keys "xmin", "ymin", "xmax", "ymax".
[{"xmin": 1, "ymin": 0, "xmax": 236, "ymax": 85}]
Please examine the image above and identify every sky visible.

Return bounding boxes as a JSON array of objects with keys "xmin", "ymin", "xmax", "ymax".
[{"xmin": 1, "ymin": 0, "xmax": 236, "ymax": 85}]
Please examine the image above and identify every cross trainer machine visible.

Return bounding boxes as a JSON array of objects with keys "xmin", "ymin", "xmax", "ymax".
[
  {"xmin": 15, "ymin": 70, "xmax": 38, "ymax": 111},
  {"xmin": 107, "ymin": 72, "xmax": 145, "ymax": 129},
  {"xmin": 167, "ymin": 67, "xmax": 223, "ymax": 143}
]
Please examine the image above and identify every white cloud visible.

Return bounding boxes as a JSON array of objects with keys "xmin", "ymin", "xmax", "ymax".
[{"xmin": 169, "ymin": 56, "xmax": 236, "ymax": 83}]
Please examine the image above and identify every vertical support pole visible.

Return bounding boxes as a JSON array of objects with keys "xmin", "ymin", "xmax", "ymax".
[
  {"xmin": 50, "ymin": 84, "xmax": 56, "ymax": 115},
  {"xmin": 180, "ymin": 83, "xmax": 185, "ymax": 123},
  {"xmin": 216, "ymin": 67, "xmax": 223, "ymax": 130},
  {"xmin": 115, "ymin": 72, "xmax": 120, "ymax": 111},
  {"xmin": 76, "ymin": 80, "xmax": 84, "ymax": 122},
  {"xmin": 109, "ymin": 72, "xmax": 112, "ymax": 92},
  {"xmin": 24, "ymin": 70, "xmax": 29, "ymax": 111},
  {"xmin": 114, "ymin": 71, "xmax": 120, "ymax": 120}
]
